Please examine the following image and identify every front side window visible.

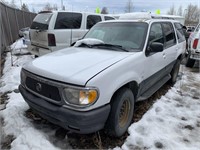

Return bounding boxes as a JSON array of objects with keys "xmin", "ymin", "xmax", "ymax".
[
  {"xmin": 54, "ymin": 12, "xmax": 82, "ymax": 29},
  {"xmin": 162, "ymin": 22, "xmax": 176, "ymax": 48},
  {"xmin": 87, "ymin": 15, "xmax": 102, "ymax": 29},
  {"xmin": 148, "ymin": 23, "xmax": 164, "ymax": 45},
  {"xmin": 84, "ymin": 22, "xmax": 148, "ymax": 51}
]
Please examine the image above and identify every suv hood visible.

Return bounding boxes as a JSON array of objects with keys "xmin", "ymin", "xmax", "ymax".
[{"xmin": 24, "ymin": 47, "xmax": 133, "ymax": 85}]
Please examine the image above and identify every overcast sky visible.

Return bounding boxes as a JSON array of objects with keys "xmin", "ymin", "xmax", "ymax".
[{"xmin": 6, "ymin": 0, "xmax": 200, "ymax": 14}]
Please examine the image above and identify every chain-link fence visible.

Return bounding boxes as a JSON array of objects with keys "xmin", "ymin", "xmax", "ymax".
[{"xmin": 0, "ymin": 2, "xmax": 36, "ymax": 54}]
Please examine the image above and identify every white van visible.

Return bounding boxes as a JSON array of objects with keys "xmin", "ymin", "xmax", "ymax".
[{"xmin": 29, "ymin": 11, "xmax": 115, "ymax": 56}]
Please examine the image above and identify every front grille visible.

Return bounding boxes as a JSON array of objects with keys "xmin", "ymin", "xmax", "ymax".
[{"xmin": 25, "ymin": 77, "xmax": 61, "ymax": 102}]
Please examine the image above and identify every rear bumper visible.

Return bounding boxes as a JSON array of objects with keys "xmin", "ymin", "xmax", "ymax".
[
  {"xmin": 190, "ymin": 50, "xmax": 200, "ymax": 60},
  {"xmin": 19, "ymin": 85, "xmax": 110, "ymax": 134}
]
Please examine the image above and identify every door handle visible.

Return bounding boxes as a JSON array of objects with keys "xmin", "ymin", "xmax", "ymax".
[{"xmin": 163, "ymin": 53, "xmax": 166, "ymax": 59}]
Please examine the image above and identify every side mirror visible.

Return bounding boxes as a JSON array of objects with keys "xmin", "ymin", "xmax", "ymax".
[
  {"xmin": 149, "ymin": 42, "xmax": 164, "ymax": 52},
  {"xmin": 146, "ymin": 42, "xmax": 164, "ymax": 56}
]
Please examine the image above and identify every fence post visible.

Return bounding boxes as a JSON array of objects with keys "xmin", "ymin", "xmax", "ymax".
[
  {"xmin": 5, "ymin": 6, "xmax": 13, "ymax": 43},
  {"xmin": 0, "ymin": 3, "xmax": 2, "ymax": 55},
  {"xmin": 22, "ymin": 11, "xmax": 26, "ymax": 27},
  {"xmin": 15, "ymin": 9, "xmax": 20, "ymax": 31}
]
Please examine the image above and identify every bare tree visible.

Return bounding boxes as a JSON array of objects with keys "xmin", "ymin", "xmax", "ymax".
[
  {"xmin": 43, "ymin": 3, "xmax": 53, "ymax": 11},
  {"xmin": 177, "ymin": 5, "xmax": 183, "ymax": 16},
  {"xmin": 10, "ymin": 0, "xmax": 17, "ymax": 8},
  {"xmin": 53, "ymin": 4, "xmax": 58, "ymax": 11},
  {"xmin": 1, "ymin": 0, "xmax": 9, "ymax": 5},
  {"xmin": 32, "ymin": 8, "xmax": 36, "ymax": 13},
  {"xmin": 185, "ymin": 4, "xmax": 200, "ymax": 25},
  {"xmin": 167, "ymin": 5, "xmax": 176, "ymax": 15},
  {"xmin": 21, "ymin": 3, "xmax": 29, "ymax": 12},
  {"xmin": 101, "ymin": 7, "xmax": 109, "ymax": 14},
  {"xmin": 125, "ymin": 0, "xmax": 133, "ymax": 13}
]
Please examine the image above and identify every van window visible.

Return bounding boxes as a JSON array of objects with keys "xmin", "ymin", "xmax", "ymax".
[
  {"xmin": 31, "ymin": 13, "xmax": 52, "ymax": 30},
  {"xmin": 87, "ymin": 15, "xmax": 102, "ymax": 29},
  {"xmin": 174, "ymin": 23, "xmax": 185, "ymax": 43},
  {"xmin": 104, "ymin": 16, "xmax": 115, "ymax": 21},
  {"xmin": 162, "ymin": 22, "xmax": 176, "ymax": 48},
  {"xmin": 55, "ymin": 12, "xmax": 82, "ymax": 29}
]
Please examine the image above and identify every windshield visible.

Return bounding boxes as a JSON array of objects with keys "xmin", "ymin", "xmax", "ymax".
[
  {"xmin": 84, "ymin": 22, "xmax": 148, "ymax": 51},
  {"xmin": 30, "ymin": 13, "xmax": 52, "ymax": 30}
]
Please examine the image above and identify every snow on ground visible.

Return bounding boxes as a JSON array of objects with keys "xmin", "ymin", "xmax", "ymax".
[
  {"xmin": 0, "ymin": 39, "xmax": 200, "ymax": 149},
  {"xmin": 121, "ymin": 65, "xmax": 200, "ymax": 150}
]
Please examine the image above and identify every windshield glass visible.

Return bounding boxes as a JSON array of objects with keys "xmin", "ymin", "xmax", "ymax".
[
  {"xmin": 84, "ymin": 22, "xmax": 148, "ymax": 51},
  {"xmin": 30, "ymin": 13, "xmax": 52, "ymax": 30}
]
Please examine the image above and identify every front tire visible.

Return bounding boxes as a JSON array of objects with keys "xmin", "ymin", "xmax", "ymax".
[
  {"xmin": 169, "ymin": 59, "xmax": 181, "ymax": 85},
  {"xmin": 105, "ymin": 87, "xmax": 134, "ymax": 137}
]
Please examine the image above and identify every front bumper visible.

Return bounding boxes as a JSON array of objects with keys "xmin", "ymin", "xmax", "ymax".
[{"xmin": 19, "ymin": 85, "xmax": 110, "ymax": 134}]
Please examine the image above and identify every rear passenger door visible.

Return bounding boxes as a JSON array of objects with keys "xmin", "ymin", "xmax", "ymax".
[{"xmin": 141, "ymin": 22, "xmax": 166, "ymax": 95}]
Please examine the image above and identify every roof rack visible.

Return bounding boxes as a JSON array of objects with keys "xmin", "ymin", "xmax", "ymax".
[{"xmin": 118, "ymin": 12, "xmax": 185, "ymax": 24}]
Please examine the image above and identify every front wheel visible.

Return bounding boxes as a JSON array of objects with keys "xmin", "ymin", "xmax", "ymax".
[
  {"xmin": 169, "ymin": 59, "xmax": 181, "ymax": 85},
  {"xmin": 105, "ymin": 87, "xmax": 134, "ymax": 137}
]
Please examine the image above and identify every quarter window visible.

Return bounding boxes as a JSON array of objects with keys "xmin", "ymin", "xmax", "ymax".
[
  {"xmin": 87, "ymin": 15, "xmax": 102, "ymax": 29},
  {"xmin": 54, "ymin": 12, "xmax": 82, "ymax": 29},
  {"xmin": 174, "ymin": 23, "xmax": 185, "ymax": 43}
]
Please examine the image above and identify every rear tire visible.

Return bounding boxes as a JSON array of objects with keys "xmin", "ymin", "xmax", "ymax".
[
  {"xmin": 169, "ymin": 59, "xmax": 181, "ymax": 85},
  {"xmin": 185, "ymin": 54, "xmax": 195, "ymax": 68},
  {"xmin": 105, "ymin": 87, "xmax": 134, "ymax": 137}
]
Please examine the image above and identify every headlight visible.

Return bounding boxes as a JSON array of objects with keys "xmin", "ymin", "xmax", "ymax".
[{"xmin": 63, "ymin": 87, "xmax": 99, "ymax": 107}]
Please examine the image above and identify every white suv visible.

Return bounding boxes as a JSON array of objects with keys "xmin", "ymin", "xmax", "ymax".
[
  {"xmin": 186, "ymin": 23, "xmax": 200, "ymax": 67},
  {"xmin": 29, "ymin": 11, "xmax": 115, "ymax": 56},
  {"xmin": 19, "ymin": 18, "xmax": 186, "ymax": 137}
]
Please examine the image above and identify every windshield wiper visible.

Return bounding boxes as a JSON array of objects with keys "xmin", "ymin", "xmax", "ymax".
[
  {"xmin": 78, "ymin": 42, "xmax": 93, "ymax": 48},
  {"xmin": 92, "ymin": 43, "xmax": 129, "ymax": 52}
]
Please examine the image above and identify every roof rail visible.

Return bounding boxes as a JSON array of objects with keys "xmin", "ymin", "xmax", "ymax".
[
  {"xmin": 118, "ymin": 12, "xmax": 185, "ymax": 24},
  {"xmin": 39, "ymin": 11, "xmax": 52, "ymax": 14}
]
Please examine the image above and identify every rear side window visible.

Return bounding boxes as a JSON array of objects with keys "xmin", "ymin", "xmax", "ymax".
[
  {"xmin": 174, "ymin": 23, "xmax": 185, "ymax": 43},
  {"xmin": 104, "ymin": 16, "xmax": 115, "ymax": 21},
  {"xmin": 55, "ymin": 12, "xmax": 82, "ymax": 29},
  {"xmin": 31, "ymin": 13, "xmax": 52, "ymax": 30},
  {"xmin": 162, "ymin": 22, "xmax": 176, "ymax": 48},
  {"xmin": 87, "ymin": 15, "xmax": 102, "ymax": 29}
]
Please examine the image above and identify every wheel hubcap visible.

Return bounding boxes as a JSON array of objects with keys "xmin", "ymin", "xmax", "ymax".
[{"xmin": 119, "ymin": 99, "xmax": 130, "ymax": 128}]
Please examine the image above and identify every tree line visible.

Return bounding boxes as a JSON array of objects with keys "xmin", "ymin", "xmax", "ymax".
[{"xmin": 167, "ymin": 4, "xmax": 200, "ymax": 25}]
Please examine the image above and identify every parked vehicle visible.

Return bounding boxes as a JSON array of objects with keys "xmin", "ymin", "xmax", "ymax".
[
  {"xmin": 186, "ymin": 26, "xmax": 195, "ymax": 32},
  {"xmin": 28, "ymin": 11, "xmax": 115, "ymax": 56},
  {"xmin": 186, "ymin": 23, "xmax": 200, "ymax": 67},
  {"xmin": 22, "ymin": 30, "xmax": 31, "ymax": 45},
  {"xmin": 19, "ymin": 27, "xmax": 30, "ymax": 38},
  {"xmin": 19, "ymin": 16, "xmax": 186, "ymax": 137}
]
